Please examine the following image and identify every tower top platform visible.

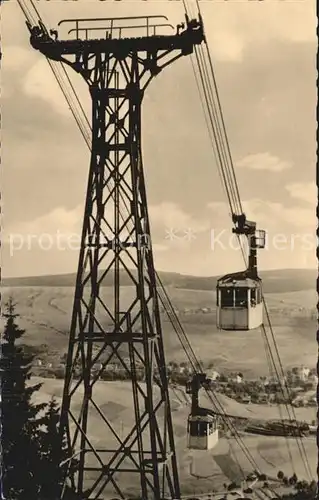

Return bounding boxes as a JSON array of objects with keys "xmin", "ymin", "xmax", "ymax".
[{"xmin": 27, "ymin": 15, "xmax": 204, "ymax": 58}]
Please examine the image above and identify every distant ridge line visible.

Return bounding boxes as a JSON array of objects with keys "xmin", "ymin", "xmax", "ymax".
[{"xmin": 2, "ymin": 268, "xmax": 316, "ymax": 294}]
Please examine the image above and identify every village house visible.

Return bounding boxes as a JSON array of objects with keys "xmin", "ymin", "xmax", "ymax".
[
  {"xmin": 308, "ymin": 373, "xmax": 318, "ymax": 387},
  {"xmin": 232, "ymin": 373, "xmax": 243, "ymax": 384},
  {"xmin": 207, "ymin": 370, "xmax": 220, "ymax": 381},
  {"xmin": 298, "ymin": 365, "xmax": 311, "ymax": 382}
]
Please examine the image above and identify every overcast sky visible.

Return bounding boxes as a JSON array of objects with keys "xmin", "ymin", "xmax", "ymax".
[{"xmin": 2, "ymin": 0, "xmax": 316, "ymax": 278}]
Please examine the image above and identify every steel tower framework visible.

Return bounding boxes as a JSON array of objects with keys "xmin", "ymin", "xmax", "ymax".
[{"xmin": 28, "ymin": 15, "xmax": 204, "ymax": 500}]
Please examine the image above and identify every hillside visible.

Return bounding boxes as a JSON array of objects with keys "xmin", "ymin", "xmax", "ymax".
[
  {"xmin": 2, "ymin": 268, "xmax": 316, "ymax": 294},
  {"xmin": 1, "ymin": 284, "xmax": 316, "ymax": 376},
  {"xmin": 3, "ymin": 267, "xmax": 317, "ymax": 495},
  {"xmin": 2, "ymin": 266, "xmax": 317, "ymax": 377},
  {"xmin": 32, "ymin": 377, "xmax": 317, "ymax": 496}
]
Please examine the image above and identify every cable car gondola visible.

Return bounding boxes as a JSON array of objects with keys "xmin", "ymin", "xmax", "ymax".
[
  {"xmin": 187, "ymin": 413, "xmax": 218, "ymax": 451},
  {"xmin": 216, "ymin": 214, "xmax": 266, "ymax": 331},
  {"xmin": 186, "ymin": 374, "xmax": 219, "ymax": 451}
]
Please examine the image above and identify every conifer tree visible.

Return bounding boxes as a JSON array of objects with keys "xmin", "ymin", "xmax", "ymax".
[
  {"xmin": 0, "ymin": 297, "xmax": 46, "ymax": 499},
  {"xmin": 38, "ymin": 397, "xmax": 71, "ymax": 499}
]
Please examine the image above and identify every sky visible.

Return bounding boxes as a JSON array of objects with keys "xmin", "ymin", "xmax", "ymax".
[{"xmin": 1, "ymin": 0, "xmax": 317, "ymax": 278}]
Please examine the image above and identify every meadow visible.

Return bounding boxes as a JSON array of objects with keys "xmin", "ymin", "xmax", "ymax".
[
  {"xmin": 31, "ymin": 376, "xmax": 317, "ymax": 497},
  {"xmin": 3, "ymin": 268, "xmax": 317, "ymax": 496},
  {"xmin": 2, "ymin": 273, "xmax": 317, "ymax": 376}
]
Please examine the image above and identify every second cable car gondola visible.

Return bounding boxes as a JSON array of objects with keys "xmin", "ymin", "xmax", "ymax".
[
  {"xmin": 216, "ymin": 214, "xmax": 266, "ymax": 331},
  {"xmin": 186, "ymin": 373, "xmax": 219, "ymax": 451},
  {"xmin": 187, "ymin": 413, "xmax": 218, "ymax": 450}
]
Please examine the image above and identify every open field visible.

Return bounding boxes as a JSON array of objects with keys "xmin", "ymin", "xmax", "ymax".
[
  {"xmin": 4, "ymin": 269, "xmax": 317, "ymax": 495},
  {"xmin": 32, "ymin": 377, "xmax": 317, "ymax": 497},
  {"xmin": 3, "ymin": 268, "xmax": 316, "ymax": 293},
  {"xmin": 2, "ymin": 279, "xmax": 317, "ymax": 376}
]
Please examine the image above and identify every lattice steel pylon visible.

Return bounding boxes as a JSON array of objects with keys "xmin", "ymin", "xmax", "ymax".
[{"xmin": 27, "ymin": 14, "xmax": 204, "ymax": 500}]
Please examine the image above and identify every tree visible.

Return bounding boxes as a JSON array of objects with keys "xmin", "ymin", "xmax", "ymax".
[
  {"xmin": 38, "ymin": 398, "xmax": 71, "ymax": 500},
  {"xmin": 289, "ymin": 473, "xmax": 298, "ymax": 486},
  {"xmin": 227, "ymin": 481, "xmax": 237, "ymax": 491},
  {"xmin": 1, "ymin": 298, "xmax": 80, "ymax": 499},
  {"xmin": 1, "ymin": 298, "xmax": 47, "ymax": 499}
]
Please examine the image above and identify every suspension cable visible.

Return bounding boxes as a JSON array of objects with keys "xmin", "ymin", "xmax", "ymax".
[
  {"xmin": 16, "ymin": 0, "xmax": 270, "ymax": 476},
  {"xmin": 19, "ymin": 0, "xmax": 308, "ymax": 479},
  {"xmin": 189, "ymin": 44, "xmax": 248, "ymax": 264},
  {"xmin": 185, "ymin": 0, "xmax": 312, "ymax": 480},
  {"xmin": 194, "ymin": 43, "xmax": 241, "ymax": 216}
]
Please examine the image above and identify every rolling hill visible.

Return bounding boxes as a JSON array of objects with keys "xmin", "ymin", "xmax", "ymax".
[
  {"xmin": 3, "ymin": 269, "xmax": 317, "ymax": 493},
  {"xmin": 31, "ymin": 377, "xmax": 317, "ymax": 496},
  {"xmin": 1, "ymin": 268, "xmax": 317, "ymax": 376},
  {"xmin": 2, "ymin": 267, "xmax": 316, "ymax": 294}
]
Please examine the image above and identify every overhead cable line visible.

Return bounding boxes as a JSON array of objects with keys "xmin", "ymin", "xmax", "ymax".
[
  {"xmin": 19, "ymin": 0, "xmax": 309, "ymax": 480},
  {"xmin": 185, "ymin": 0, "xmax": 311, "ymax": 480}
]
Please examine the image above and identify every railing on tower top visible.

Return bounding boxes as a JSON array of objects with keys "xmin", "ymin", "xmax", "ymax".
[{"xmin": 57, "ymin": 15, "xmax": 175, "ymax": 40}]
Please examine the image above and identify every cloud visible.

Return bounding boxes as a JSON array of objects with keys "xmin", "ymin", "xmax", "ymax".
[
  {"xmin": 148, "ymin": 203, "xmax": 210, "ymax": 252},
  {"xmin": 243, "ymin": 199, "xmax": 315, "ymax": 230},
  {"xmin": 149, "ymin": 202, "xmax": 209, "ymax": 233},
  {"xmin": 10, "ymin": 198, "xmax": 313, "ymax": 249},
  {"xmin": 23, "ymin": 59, "xmax": 70, "ymax": 116},
  {"xmin": 200, "ymin": 2, "xmax": 316, "ymax": 62},
  {"xmin": 206, "ymin": 198, "xmax": 316, "ymax": 272},
  {"xmin": 6, "ymin": 202, "xmax": 204, "ymax": 247},
  {"xmin": 3, "ymin": 1, "xmax": 316, "ymax": 278},
  {"xmin": 208, "ymin": 198, "xmax": 315, "ymax": 231},
  {"xmin": 285, "ymin": 182, "xmax": 316, "ymax": 204},
  {"xmin": 4, "ymin": 198, "xmax": 316, "ymax": 279},
  {"xmin": 6, "ymin": 205, "xmax": 83, "ymax": 240},
  {"xmin": 207, "ymin": 28, "xmax": 244, "ymax": 62},
  {"xmin": 23, "ymin": 58, "xmax": 90, "ymax": 118},
  {"xmin": 2, "ymin": 46, "xmax": 36, "ymax": 100},
  {"xmin": 2, "ymin": 46, "xmax": 36, "ymax": 71},
  {"xmin": 237, "ymin": 153, "xmax": 292, "ymax": 172},
  {"xmin": 261, "ymin": 2, "xmax": 316, "ymax": 45}
]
